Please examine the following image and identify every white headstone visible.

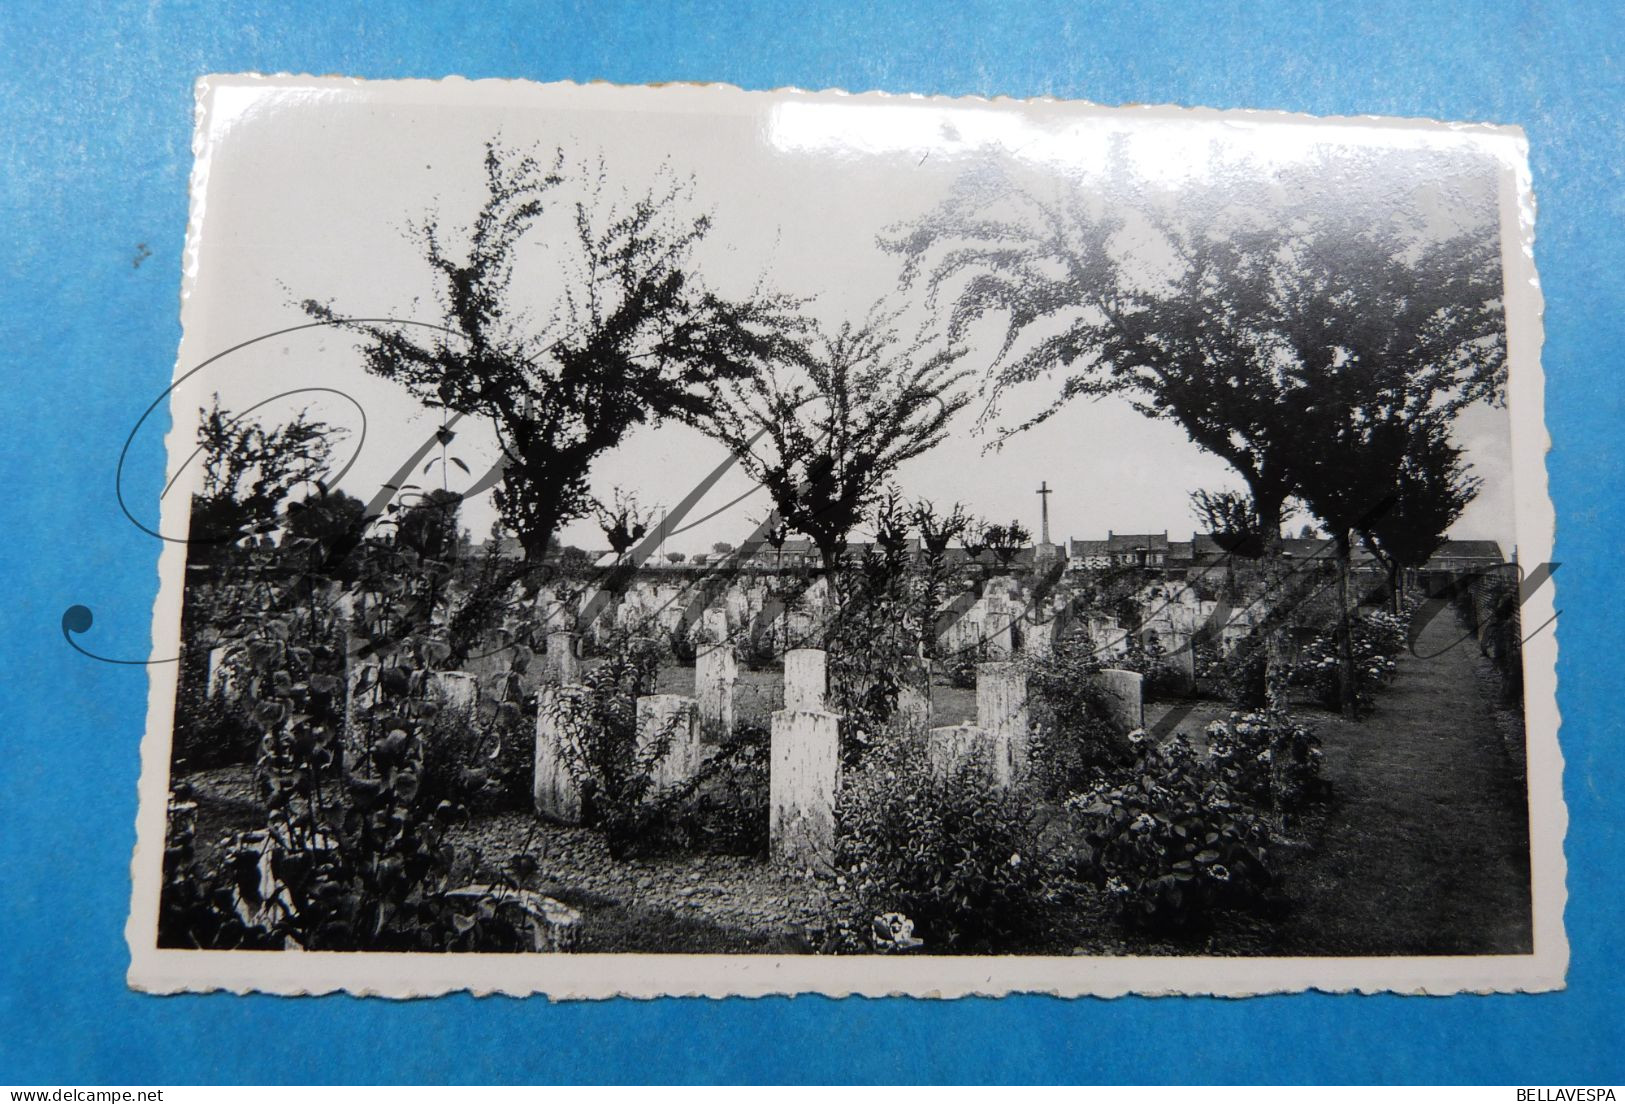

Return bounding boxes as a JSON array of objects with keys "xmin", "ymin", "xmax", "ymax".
[
  {"xmin": 982, "ymin": 592, "xmax": 1014, "ymax": 659},
  {"xmin": 724, "ymin": 587, "xmax": 751, "ymax": 631},
  {"xmin": 895, "ymin": 683, "xmax": 932, "ymax": 737},
  {"xmin": 345, "ymin": 658, "xmax": 381, "ymax": 757},
  {"xmin": 205, "ymin": 645, "xmax": 233, "ymax": 700},
  {"xmin": 1162, "ymin": 630, "xmax": 1197, "ymax": 694},
  {"xmin": 694, "ymin": 619, "xmax": 738, "ymax": 743},
  {"xmin": 544, "ymin": 631, "xmax": 580, "ymax": 685},
  {"xmin": 446, "ymin": 885, "xmax": 582, "ymax": 953},
  {"xmin": 783, "ymin": 648, "xmax": 827, "ymax": 713},
  {"xmin": 637, "ymin": 694, "xmax": 703, "ymax": 792},
  {"xmin": 769, "ymin": 708, "xmax": 841, "ymax": 868},
  {"xmin": 1087, "ymin": 614, "xmax": 1130, "ymax": 661},
  {"xmin": 926, "ymin": 723, "xmax": 999, "ymax": 780},
  {"xmin": 429, "ymin": 671, "xmax": 480, "ymax": 714},
  {"xmin": 975, "ymin": 661, "xmax": 1029, "ymax": 785},
  {"xmin": 533, "ymin": 688, "xmax": 583, "ymax": 824},
  {"xmin": 1021, "ymin": 600, "xmax": 1063, "ymax": 658},
  {"xmin": 540, "ymin": 597, "xmax": 574, "ymax": 633},
  {"xmin": 985, "ymin": 574, "xmax": 1020, "ymax": 598},
  {"xmin": 1093, "ymin": 668, "xmax": 1145, "ymax": 734}
]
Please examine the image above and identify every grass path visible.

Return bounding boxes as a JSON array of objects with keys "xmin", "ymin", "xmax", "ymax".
[{"xmin": 1275, "ymin": 612, "xmax": 1533, "ymax": 955}]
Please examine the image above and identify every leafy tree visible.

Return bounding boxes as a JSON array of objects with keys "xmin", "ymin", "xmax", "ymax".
[
  {"xmin": 189, "ymin": 394, "xmax": 341, "ymax": 548},
  {"xmin": 556, "ymin": 545, "xmax": 593, "ymax": 571},
  {"xmin": 665, "ymin": 551, "xmax": 687, "ymax": 564},
  {"xmin": 305, "ymin": 141, "xmax": 795, "ymax": 562},
  {"xmin": 711, "ymin": 541, "xmax": 737, "ymax": 556},
  {"xmin": 984, "ymin": 520, "xmax": 1032, "ymax": 568},
  {"xmin": 960, "ymin": 518, "xmax": 990, "ymax": 565},
  {"xmin": 825, "ymin": 492, "xmax": 944, "ymax": 759},
  {"xmin": 912, "ymin": 499, "xmax": 971, "ymax": 557},
  {"xmin": 705, "ymin": 308, "xmax": 972, "ymax": 576},
  {"xmin": 886, "ymin": 148, "xmax": 1506, "ymax": 544},
  {"xmin": 595, "ymin": 487, "xmax": 653, "ymax": 560},
  {"xmin": 283, "ymin": 487, "xmax": 368, "ymax": 548},
  {"xmin": 1190, "ymin": 488, "xmax": 1269, "ymax": 558},
  {"xmin": 394, "ymin": 488, "xmax": 463, "ymax": 561},
  {"xmin": 870, "ymin": 487, "xmax": 913, "ymax": 555},
  {"xmin": 910, "ymin": 499, "xmax": 972, "ymax": 657},
  {"xmin": 1359, "ymin": 420, "xmax": 1480, "ymax": 612},
  {"xmin": 1270, "ymin": 208, "xmax": 1501, "ymax": 712}
]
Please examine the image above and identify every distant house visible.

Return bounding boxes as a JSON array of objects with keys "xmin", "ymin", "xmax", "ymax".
[
  {"xmin": 1107, "ymin": 531, "xmax": 1170, "ymax": 568},
  {"xmin": 479, "ymin": 536, "xmax": 616, "ymax": 567},
  {"xmin": 1277, "ymin": 536, "xmax": 1376, "ymax": 564},
  {"xmin": 737, "ymin": 538, "xmax": 819, "ymax": 569},
  {"xmin": 1066, "ymin": 529, "xmax": 1399, "ymax": 576},
  {"xmin": 1422, "ymin": 539, "xmax": 1506, "ymax": 574},
  {"xmin": 483, "ymin": 535, "xmax": 527, "ymax": 559},
  {"xmin": 766, "ymin": 539, "xmax": 817, "ymax": 568},
  {"xmin": 1068, "ymin": 538, "xmax": 1110, "ymax": 570}
]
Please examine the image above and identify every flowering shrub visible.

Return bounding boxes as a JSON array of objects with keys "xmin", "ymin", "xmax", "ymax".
[
  {"xmin": 1360, "ymin": 610, "xmax": 1409, "ymax": 657},
  {"xmin": 418, "ymin": 696, "xmax": 536, "ymax": 815},
  {"xmin": 541, "ymin": 636, "xmax": 680, "ymax": 859},
  {"xmin": 871, "ymin": 911, "xmax": 925, "ymax": 952},
  {"xmin": 1290, "ymin": 611, "xmax": 1405, "ymax": 711},
  {"xmin": 833, "ymin": 740, "xmax": 1051, "ymax": 949},
  {"xmin": 1069, "ymin": 731, "xmax": 1278, "ymax": 931},
  {"xmin": 945, "ymin": 643, "xmax": 987, "ymax": 691},
  {"xmin": 660, "ymin": 721, "xmax": 771, "ymax": 857},
  {"xmin": 1113, "ymin": 638, "xmax": 1182, "ymax": 699},
  {"xmin": 1205, "ymin": 710, "xmax": 1328, "ymax": 818},
  {"xmin": 1195, "ymin": 634, "xmax": 1269, "ymax": 709},
  {"xmin": 827, "ymin": 498, "xmax": 955, "ymax": 762},
  {"xmin": 1023, "ymin": 633, "xmax": 1132, "ymax": 790},
  {"xmin": 159, "ymin": 599, "xmax": 528, "ymax": 952}
]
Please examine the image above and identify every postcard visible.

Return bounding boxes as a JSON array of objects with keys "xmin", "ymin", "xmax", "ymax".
[{"xmin": 123, "ymin": 76, "xmax": 1562, "ymax": 997}]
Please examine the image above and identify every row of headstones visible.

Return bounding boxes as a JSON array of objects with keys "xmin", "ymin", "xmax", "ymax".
[
  {"xmin": 208, "ymin": 604, "xmax": 741, "ymax": 753},
  {"xmin": 562, "ymin": 577, "xmax": 827, "ymax": 647},
  {"xmin": 531, "ymin": 646, "xmax": 1146, "ymax": 870}
]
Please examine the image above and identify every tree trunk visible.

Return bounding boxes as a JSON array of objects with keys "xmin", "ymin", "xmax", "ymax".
[
  {"xmin": 1251, "ymin": 489, "xmax": 1290, "ymax": 710},
  {"xmin": 1255, "ymin": 495, "xmax": 1285, "ymax": 549},
  {"xmin": 812, "ymin": 535, "xmax": 846, "ymax": 645},
  {"xmin": 1334, "ymin": 528, "xmax": 1359, "ymax": 716},
  {"xmin": 814, "ymin": 536, "xmax": 843, "ymax": 582},
  {"xmin": 1261, "ymin": 546, "xmax": 1292, "ymax": 711},
  {"xmin": 520, "ymin": 527, "xmax": 554, "ymax": 563}
]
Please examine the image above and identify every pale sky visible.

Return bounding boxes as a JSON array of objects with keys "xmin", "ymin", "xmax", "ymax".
[{"xmin": 166, "ymin": 79, "xmax": 1523, "ymax": 559}]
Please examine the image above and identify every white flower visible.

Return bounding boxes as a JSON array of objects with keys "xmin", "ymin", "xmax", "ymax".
[
  {"xmin": 872, "ymin": 912, "xmax": 923, "ymax": 951},
  {"xmin": 1009, "ymin": 852, "xmax": 1022, "ymax": 867}
]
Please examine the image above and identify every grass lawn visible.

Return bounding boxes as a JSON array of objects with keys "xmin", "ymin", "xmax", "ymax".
[{"xmin": 1271, "ymin": 613, "xmax": 1533, "ymax": 955}]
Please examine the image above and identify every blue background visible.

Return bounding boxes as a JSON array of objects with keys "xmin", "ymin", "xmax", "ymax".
[{"xmin": 1, "ymin": 0, "xmax": 1620, "ymax": 1084}]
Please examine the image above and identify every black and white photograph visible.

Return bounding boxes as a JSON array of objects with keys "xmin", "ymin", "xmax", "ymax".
[{"xmin": 126, "ymin": 76, "xmax": 1561, "ymax": 998}]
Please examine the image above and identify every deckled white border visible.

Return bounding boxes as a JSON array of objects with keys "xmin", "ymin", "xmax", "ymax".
[{"xmin": 127, "ymin": 74, "xmax": 1565, "ymax": 999}]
